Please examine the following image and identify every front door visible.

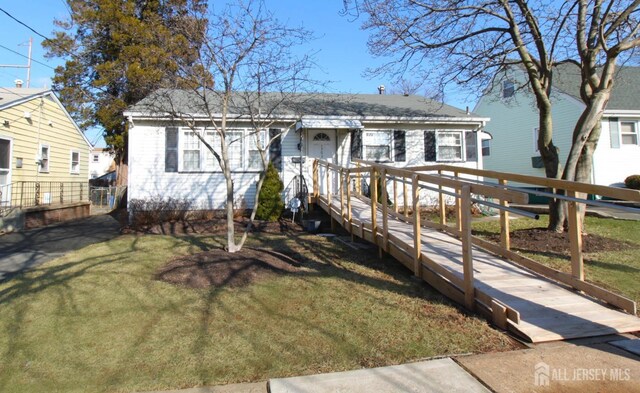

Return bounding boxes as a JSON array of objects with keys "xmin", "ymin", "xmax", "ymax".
[
  {"xmin": 0, "ymin": 137, "xmax": 11, "ymax": 207},
  {"xmin": 307, "ymin": 130, "xmax": 336, "ymax": 195}
]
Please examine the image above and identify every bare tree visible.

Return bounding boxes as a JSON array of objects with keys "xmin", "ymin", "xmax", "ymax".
[
  {"xmin": 564, "ymin": 1, "xmax": 640, "ymax": 186},
  {"xmin": 143, "ymin": 0, "xmax": 319, "ymax": 252},
  {"xmin": 344, "ymin": 0, "xmax": 640, "ymax": 231}
]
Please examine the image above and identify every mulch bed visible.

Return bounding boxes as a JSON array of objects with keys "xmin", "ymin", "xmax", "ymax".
[
  {"xmin": 485, "ymin": 228, "xmax": 637, "ymax": 255},
  {"xmin": 122, "ymin": 216, "xmax": 307, "ymax": 236},
  {"xmin": 156, "ymin": 247, "xmax": 303, "ymax": 289}
]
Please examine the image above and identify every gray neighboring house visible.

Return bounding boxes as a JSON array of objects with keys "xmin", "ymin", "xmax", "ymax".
[
  {"xmin": 475, "ymin": 65, "xmax": 640, "ymax": 189},
  {"xmin": 124, "ymin": 90, "xmax": 490, "ymax": 211}
]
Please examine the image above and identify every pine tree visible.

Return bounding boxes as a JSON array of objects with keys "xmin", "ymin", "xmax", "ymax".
[{"xmin": 43, "ymin": 0, "xmax": 207, "ymax": 185}]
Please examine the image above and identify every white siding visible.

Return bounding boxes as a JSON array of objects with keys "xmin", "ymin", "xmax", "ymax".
[
  {"xmin": 128, "ymin": 123, "xmax": 261, "ymax": 210},
  {"xmin": 593, "ymin": 118, "xmax": 640, "ymax": 186},
  {"xmin": 129, "ymin": 120, "xmax": 484, "ymax": 211}
]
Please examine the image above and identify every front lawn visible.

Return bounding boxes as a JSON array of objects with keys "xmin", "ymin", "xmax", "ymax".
[
  {"xmin": 0, "ymin": 232, "xmax": 518, "ymax": 393},
  {"xmin": 473, "ymin": 215, "xmax": 640, "ymax": 309}
]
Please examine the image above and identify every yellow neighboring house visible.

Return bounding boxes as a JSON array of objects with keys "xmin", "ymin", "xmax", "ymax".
[{"xmin": 0, "ymin": 87, "xmax": 92, "ymax": 211}]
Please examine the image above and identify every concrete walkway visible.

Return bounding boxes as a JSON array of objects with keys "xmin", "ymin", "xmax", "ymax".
[
  {"xmin": 0, "ymin": 214, "xmax": 121, "ymax": 281},
  {"xmin": 143, "ymin": 334, "xmax": 640, "ymax": 393}
]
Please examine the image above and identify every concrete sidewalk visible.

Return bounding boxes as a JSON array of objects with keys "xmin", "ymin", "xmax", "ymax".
[
  {"xmin": 0, "ymin": 214, "xmax": 121, "ymax": 281},
  {"xmin": 144, "ymin": 334, "xmax": 640, "ymax": 393}
]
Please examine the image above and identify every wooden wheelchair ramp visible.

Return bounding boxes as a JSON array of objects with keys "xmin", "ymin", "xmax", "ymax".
[{"xmin": 312, "ymin": 160, "xmax": 640, "ymax": 343}]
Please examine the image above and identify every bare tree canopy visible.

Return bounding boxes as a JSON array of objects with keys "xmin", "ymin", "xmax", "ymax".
[
  {"xmin": 141, "ymin": 0, "xmax": 321, "ymax": 252},
  {"xmin": 344, "ymin": 0, "xmax": 640, "ymax": 231}
]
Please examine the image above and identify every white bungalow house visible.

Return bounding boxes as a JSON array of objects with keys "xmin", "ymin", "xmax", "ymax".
[
  {"xmin": 124, "ymin": 90, "xmax": 489, "ymax": 212},
  {"xmin": 475, "ymin": 65, "xmax": 640, "ymax": 190}
]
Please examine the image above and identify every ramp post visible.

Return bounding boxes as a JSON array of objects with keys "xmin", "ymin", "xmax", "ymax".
[
  {"xmin": 438, "ymin": 169, "xmax": 447, "ymax": 225},
  {"xmin": 499, "ymin": 178, "xmax": 510, "ymax": 251},
  {"xmin": 370, "ymin": 166, "xmax": 378, "ymax": 246},
  {"xmin": 461, "ymin": 185, "xmax": 475, "ymax": 310},
  {"xmin": 567, "ymin": 190, "xmax": 584, "ymax": 281},
  {"xmin": 412, "ymin": 174, "xmax": 422, "ymax": 278},
  {"xmin": 381, "ymin": 169, "xmax": 389, "ymax": 253}
]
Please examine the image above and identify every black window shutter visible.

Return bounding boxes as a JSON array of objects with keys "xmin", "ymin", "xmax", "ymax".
[
  {"xmin": 269, "ymin": 128, "xmax": 282, "ymax": 171},
  {"xmin": 424, "ymin": 130, "xmax": 436, "ymax": 161},
  {"xmin": 350, "ymin": 130, "xmax": 363, "ymax": 160},
  {"xmin": 393, "ymin": 130, "xmax": 406, "ymax": 162},
  {"xmin": 465, "ymin": 132, "xmax": 478, "ymax": 162},
  {"xmin": 165, "ymin": 127, "xmax": 178, "ymax": 172}
]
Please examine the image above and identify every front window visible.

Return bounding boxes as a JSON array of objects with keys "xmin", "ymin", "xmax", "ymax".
[
  {"xmin": 227, "ymin": 131, "xmax": 244, "ymax": 170},
  {"xmin": 365, "ymin": 130, "xmax": 392, "ymax": 161},
  {"xmin": 182, "ymin": 131, "xmax": 201, "ymax": 171},
  {"xmin": 177, "ymin": 128, "xmax": 266, "ymax": 172},
  {"xmin": 437, "ymin": 131, "xmax": 463, "ymax": 161},
  {"xmin": 70, "ymin": 151, "xmax": 80, "ymax": 174},
  {"xmin": 247, "ymin": 131, "xmax": 266, "ymax": 170},
  {"xmin": 39, "ymin": 144, "xmax": 49, "ymax": 173},
  {"xmin": 621, "ymin": 122, "xmax": 638, "ymax": 145}
]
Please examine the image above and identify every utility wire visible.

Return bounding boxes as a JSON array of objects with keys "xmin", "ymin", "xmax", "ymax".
[
  {"xmin": 0, "ymin": 44, "xmax": 56, "ymax": 70},
  {"xmin": 0, "ymin": 7, "xmax": 51, "ymax": 42}
]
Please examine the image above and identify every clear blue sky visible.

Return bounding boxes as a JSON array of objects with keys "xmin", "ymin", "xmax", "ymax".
[{"xmin": 0, "ymin": 0, "xmax": 471, "ymax": 146}]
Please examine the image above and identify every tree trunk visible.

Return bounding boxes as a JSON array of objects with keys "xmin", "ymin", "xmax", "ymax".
[
  {"xmin": 563, "ymin": 91, "xmax": 609, "ymax": 183},
  {"xmin": 573, "ymin": 122, "xmax": 601, "ymax": 231},
  {"xmin": 115, "ymin": 150, "xmax": 128, "ymax": 187},
  {"xmin": 536, "ymin": 101, "xmax": 564, "ymax": 232},
  {"xmin": 224, "ymin": 167, "xmax": 239, "ymax": 253}
]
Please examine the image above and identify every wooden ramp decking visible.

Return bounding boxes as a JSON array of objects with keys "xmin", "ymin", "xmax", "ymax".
[{"xmin": 318, "ymin": 195, "xmax": 640, "ymax": 343}]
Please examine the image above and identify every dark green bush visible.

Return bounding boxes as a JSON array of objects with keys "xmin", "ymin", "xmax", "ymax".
[
  {"xmin": 625, "ymin": 175, "xmax": 640, "ymax": 190},
  {"xmin": 255, "ymin": 162, "xmax": 285, "ymax": 221}
]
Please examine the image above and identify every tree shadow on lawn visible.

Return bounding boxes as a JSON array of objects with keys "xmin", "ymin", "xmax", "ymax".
[{"xmin": 0, "ymin": 232, "xmax": 515, "ymax": 391}]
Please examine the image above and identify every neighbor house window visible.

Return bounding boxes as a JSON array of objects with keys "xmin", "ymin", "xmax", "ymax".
[
  {"xmin": 182, "ymin": 131, "xmax": 201, "ymax": 171},
  {"xmin": 620, "ymin": 122, "xmax": 638, "ymax": 145},
  {"xmin": 39, "ymin": 144, "xmax": 49, "ymax": 173},
  {"xmin": 502, "ymin": 80, "xmax": 515, "ymax": 98},
  {"xmin": 533, "ymin": 127, "xmax": 540, "ymax": 152},
  {"xmin": 482, "ymin": 139, "xmax": 491, "ymax": 156},
  {"xmin": 365, "ymin": 130, "xmax": 392, "ymax": 161},
  {"xmin": 92, "ymin": 154, "xmax": 99, "ymax": 162},
  {"xmin": 70, "ymin": 151, "xmax": 80, "ymax": 174},
  {"xmin": 437, "ymin": 131, "xmax": 463, "ymax": 161}
]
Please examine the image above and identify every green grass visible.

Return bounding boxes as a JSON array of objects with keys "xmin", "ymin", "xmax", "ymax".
[
  {"xmin": 473, "ymin": 216, "xmax": 640, "ymax": 309},
  {"xmin": 0, "ymin": 232, "xmax": 517, "ymax": 393}
]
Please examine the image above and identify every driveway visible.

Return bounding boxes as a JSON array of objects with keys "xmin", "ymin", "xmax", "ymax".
[{"xmin": 0, "ymin": 215, "xmax": 121, "ymax": 282}]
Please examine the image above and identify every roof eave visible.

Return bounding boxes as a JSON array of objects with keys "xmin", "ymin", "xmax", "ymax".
[{"xmin": 124, "ymin": 111, "xmax": 489, "ymax": 125}]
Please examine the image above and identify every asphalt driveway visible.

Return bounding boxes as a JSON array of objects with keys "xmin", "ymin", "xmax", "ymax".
[{"xmin": 0, "ymin": 215, "xmax": 121, "ymax": 282}]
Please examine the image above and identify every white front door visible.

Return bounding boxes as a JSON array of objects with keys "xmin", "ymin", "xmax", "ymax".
[
  {"xmin": 0, "ymin": 137, "xmax": 11, "ymax": 207},
  {"xmin": 307, "ymin": 130, "xmax": 336, "ymax": 195}
]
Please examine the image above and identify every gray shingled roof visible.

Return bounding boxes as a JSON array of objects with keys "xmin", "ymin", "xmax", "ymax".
[
  {"xmin": 553, "ymin": 64, "xmax": 640, "ymax": 110},
  {"xmin": 127, "ymin": 89, "xmax": 475, "ymax": 119},
  {"xmin": 0, "ymin": 88, "xmax": 50, "ymax": 110}
]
